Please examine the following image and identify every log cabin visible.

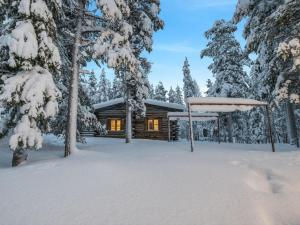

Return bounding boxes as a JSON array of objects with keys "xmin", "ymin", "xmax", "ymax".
[{"xmin": 93, "ymin": 98, "xmax": 185, "ymax": 140}]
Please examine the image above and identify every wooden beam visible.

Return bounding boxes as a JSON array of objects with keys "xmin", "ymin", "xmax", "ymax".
[
  {"xmin": 266, "ymin": 105, "xmax": 275, "ymax": 152},
  {"xmin": 188, "ymin": 103, "xmax": 194, "ymax": 152},
  {"xmin": 217, "ymin": 116, "xmax": 220, "ymax": 144},
  {"xmin": 168, "ymin": 118, "xmax": 171, "ymax": 142}
]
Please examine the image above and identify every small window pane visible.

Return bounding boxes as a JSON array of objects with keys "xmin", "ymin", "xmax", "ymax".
[
  {"xmin": 154, "ymin": 119, "xmax": 159, "ymax": 131},
  {"xmin": 148, "ymin": 119, "xmax": 154, "ymax": 130},
  {"xmin": 116, "ymin": 120, "xmax": 121, "ymax": 131},
  {"xmin": 111, "ymin": 120, "xmax": 116, "ymax": 131}
]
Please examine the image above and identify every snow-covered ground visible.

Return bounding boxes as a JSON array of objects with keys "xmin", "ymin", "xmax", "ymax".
[{"xmin": 0, "ymin": 136, "xmax": 300, "ymax": 225}]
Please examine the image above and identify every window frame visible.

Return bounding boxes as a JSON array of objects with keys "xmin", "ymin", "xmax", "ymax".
[
  {"xmin": 146, "ymin": 118, "xmax": 160, "ymax": 132},
  {"xmin": 108, "ymin": 118, "xmax": 123, "ymax": 132}
]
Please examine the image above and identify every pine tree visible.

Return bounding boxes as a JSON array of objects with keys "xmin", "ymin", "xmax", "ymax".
[
  {"xmin": 148, "ymin": 84, "xmax": 155, "ymax": 99},
  {"xmin": 182, "ymin": 57, "xmax": 195, "ymax": 101},
  {"xmin": 201, "ymin": 20, "xmax": 250, "ymax": 98},
  {"xmin": 111, "ymin": 76, "xmax": 124, "ymax": 99},
  {"xmin": 107, "ymin": 79, "xmax": 113, "ymax": 100},
  {"xmin": 168, "ymin": 86, "xmax": 177, "ymax": 103},
  {"xmin": 154, "ymin": 82, "xmax": 167, "ymax": 102},
  {"xmin": 0, "ymin": 0, "xmax": 62, "ymax": 166},
  {"xmin": 201, "ymin": 19, "xmax": 250, "ymax": 143},
  {"xmin": 206, "ymin": 79, "xmax": 213, "ymax": 96},
  {"xmin": 174, "ymin": 86, "xmax": 183, "ymax": 105},
  {"xmin": 234, "ymin": 0, "xmax": 299, "ymax": 146},
  {"xmin": 98, "ymin": 69, "xmax": 109, "ymax": 103},
  {"xmin": 87, "ymin": 70, "xmax": 98, "ymax": 104}
]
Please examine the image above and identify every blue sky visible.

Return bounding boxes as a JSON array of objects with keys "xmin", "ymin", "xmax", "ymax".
[{"xmin": 89, "ymin": 0, "xmax": 244, "ymax": 93}]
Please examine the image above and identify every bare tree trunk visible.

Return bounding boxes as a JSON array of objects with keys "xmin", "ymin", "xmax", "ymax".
[
  {"xmin": 125, "ymin": 90, "xmax": 132, "ymax": 143},
  {"xmin": 12, "ymin": 149, "xmax": 28, "ymax": 167},
  {"xmin": 286, "ymin": 101, "xmax": 299, "ymax": 147},
  {"xmin": 227, "ymin": 113, "xmax": 233, "ymax": 143},
  {"xmin": 65, "ymin": 0, "xmax": 84, "ymax": 157}
]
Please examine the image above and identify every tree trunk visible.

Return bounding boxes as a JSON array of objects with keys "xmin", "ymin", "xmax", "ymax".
[
  {"xmin": 125, "ymin": 90, "xmax": 132, "ymax": 143},
  {"xmin": 12, "ymin": 149, "xmax": 28, "ymax": 167},
  {"xmin": 286, "ymin": 101, "xmax": 299, "ymax": 147},
  {"xmin": 64, "ymin": 0, "xmax": 84, "ymax": 157},
  {"xmin": 227, "ymin": 113, "xmax": 233, "ymax": 143}
]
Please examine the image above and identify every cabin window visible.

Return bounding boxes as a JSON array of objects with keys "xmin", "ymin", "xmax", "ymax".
[
  {"xmin": 110, "ymin": 119, "xmax": 122, "ymax": 131},
  {"xmin": 147, "ymin": 119, "xmax": 159, "ymax": 131}
]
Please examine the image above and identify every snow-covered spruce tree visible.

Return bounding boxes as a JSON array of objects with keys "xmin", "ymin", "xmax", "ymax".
[
  {"xmin": 98, "ymin": 69, "xmax": 109, "ymax": 103},
  {"xmin": 93, "ymin": 0, "xmax": 163, "ymax": 144},
  {"xmin": 148, "ymin": 84, "xmax": 155, "ymax": 99},
  {"xmin": 48, "ymin": 0, "xmax": 105, "ymax": 152},
  {"xmin": 234, "ymin": 0, "xmax": 299, "ymax": 146},
  {"xmin": 0, "ymin": 0, "xmax": 62, "ymax": 166},
  {"xmin": 201, "ymin": 20, "xmax": 250, "ymax": 99},
  {"xmin": 168, "ymin": 86, "xmax": 177, "ymax": 103},
  {"xmin": 205, "ymin": 79, "xmax": 213, "ymax": 96},
  {"xmin": 87, "ymin": 70, "xmax": 98, "ymax": 104},
  {"xmin": 201, "ymin": 19, "xmax": 250, "ymax": 143},
  {"xmin": 111, "ymin": 76, "xmax": 124, "ymax": 99},
  {"xmin": 182, "ymin": 57, "xmax": 195, "ymax": 101},
  {"xmin": 154, "ymin": 81, "xmax": 167, "ymax": 102},
  {"xmin": 174, "ymin": 85, "xmax": 183, "ymax": 105}
]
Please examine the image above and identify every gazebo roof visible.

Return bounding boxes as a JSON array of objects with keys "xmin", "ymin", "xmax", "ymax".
[{"xmin": 186, "ymin": 97, "xmax": 267, "ymax": 112}]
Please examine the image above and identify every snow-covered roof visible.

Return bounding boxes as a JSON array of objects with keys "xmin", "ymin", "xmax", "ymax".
[
  {"xmin": 93, "ymin": 98, "xmax": 124, "ymax": 110},
  {"xmin": 145, "ymin": 99, "xmax": 185, "ymax": 110},
  {"xmin": 167, "ymin": 112, "xmax": 218, "ymax": 121},
  {"xmin": 93, "ymin": 98, "xmax": 185, "ymax": 111},
  {"xmin": 186, "ymin": 97, "xmax": 267, "ymax": 113}
]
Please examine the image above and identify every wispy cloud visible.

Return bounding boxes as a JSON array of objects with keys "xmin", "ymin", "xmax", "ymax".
[{"xmin": 154, "ymin": 43, "xmax": 199, "ymax": 53}]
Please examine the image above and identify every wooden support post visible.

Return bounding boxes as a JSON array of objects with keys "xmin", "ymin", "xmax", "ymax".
[
  {"xmin": 217, "ymin": 116, "xmax": 220, "ymax": 144},
  {"xmin": 188, "ymin": 103, "xmax": 194, "ymax": 152},
  {"xmin": 266, "ymin": 105, "xmax": 275, "ymax": 152},
  {"xmin": 168, "ymin": 118, "xmax": 171, "ymax": 142}
]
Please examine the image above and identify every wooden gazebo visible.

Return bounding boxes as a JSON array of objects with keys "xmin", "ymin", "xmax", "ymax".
[{"xmin": 186, "ymin": 97, "xmax": 275, "ymax": 152}]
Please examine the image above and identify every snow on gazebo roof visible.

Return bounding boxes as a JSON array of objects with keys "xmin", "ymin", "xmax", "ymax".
[
  {"xmin": 93, "ymin": 98, "xmax": 185, "ymax": 111},
  {"xmin": 186, "ymin": 97, "xmax": 267, "ymax": 113},
  {"xmin": 167, "ymin": 112, "xmax": 218, "ymax": 121}
]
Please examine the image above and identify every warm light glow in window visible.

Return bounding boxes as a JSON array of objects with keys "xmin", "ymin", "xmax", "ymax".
[
  {"xmin": 148, "ymin": 119, "xmax": 159, "ymax": 131},
  {"xmin": 116, "ymin": 120, "xmax": 121, "ymax": 131},
  {"xmin": 110, "ymin": 119, "xmax": 121, "ymax": 131}
]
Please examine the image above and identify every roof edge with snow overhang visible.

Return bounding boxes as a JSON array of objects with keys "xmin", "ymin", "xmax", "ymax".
[
  {"xmin": 93, "ymin": 98, "xmax": 186, "ymax": 111},
  {"xmin": 186, "ymin": 97, "xmax": 267, "ymax": 113}
]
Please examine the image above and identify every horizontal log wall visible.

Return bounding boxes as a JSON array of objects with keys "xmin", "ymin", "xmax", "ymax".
[{"xmin": 95, "ymin": 103, "xmax": 183, "ymax": 140}]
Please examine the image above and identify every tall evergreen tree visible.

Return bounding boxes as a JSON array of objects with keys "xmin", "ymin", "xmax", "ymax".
[
  {"xmin": 201, "ymin": 20, "xmax": 250, "ymax": 98},
  {"xmin": 174, "ymin": 86, "xmax": 184, "ymax": 105},
  {"xmin": 98, "ymin": 69, "xmax": 109, "ymax": 103},
  {"xmin": 234, "ymin": 0, "xmax": 299, "ymax": 146},
  {"xmin": 154, "ymin": 82, "xmax": 167, "ymax": 102},
  {"xmin": 182, "ymin": 57, "xmax": 194, "ymax": 101},
  {"xmin": 148, "ymin": 84, "xmax": 155, "ymax": 99},
  {"xmin": 0, "ymin": 0, "xmax": 62, "ymax": 166},
  {"xmin": 201, "ymin": 19, "xmax": 250, "ymax": 143},
  {"xmin": 111, "ymin": 76, "xmax": 124, "ymax": 99},
  {"xmin": 87, "ymin": 70, "xmax": 98, "ymax": 104},
  {"xmin": 168, "ymin": 86, "xmax": 177, "ymax": 103}
]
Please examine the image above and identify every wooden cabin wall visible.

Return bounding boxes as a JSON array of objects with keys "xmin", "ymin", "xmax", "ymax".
[{"xmin": 95, "ymin": 103, "xmax": 182, "ymax": 140}]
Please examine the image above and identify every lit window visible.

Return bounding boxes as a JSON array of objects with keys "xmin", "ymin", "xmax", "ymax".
[
  {"xmin": 110, "ymin": 119, "xmax": 122, "ymax": 131},
  {"xmin": 148, "ymin": 119, "xmax": 159, "ymax": 131}
]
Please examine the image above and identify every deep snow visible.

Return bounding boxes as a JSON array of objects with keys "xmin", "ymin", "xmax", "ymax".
[{"xmin": 0, "ymin": 136, "xmax": 300, "ymax": 225}]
